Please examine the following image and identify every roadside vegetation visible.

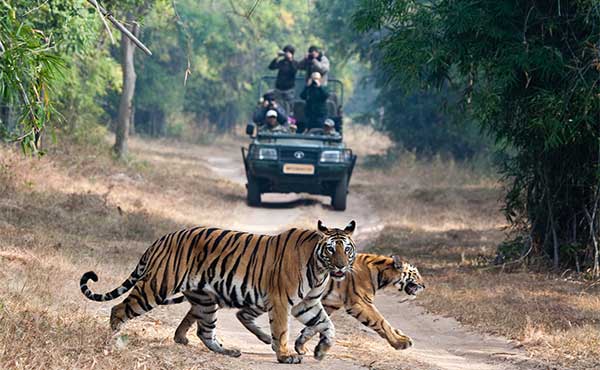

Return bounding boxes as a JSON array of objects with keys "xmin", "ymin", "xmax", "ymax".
[
  {"xmin": 3, "ymin": 1, "xmax": 600, "ymax": 369},
  {"xmin": 355, "ymin": 156, "xmax": 600, "ymax": 369}
]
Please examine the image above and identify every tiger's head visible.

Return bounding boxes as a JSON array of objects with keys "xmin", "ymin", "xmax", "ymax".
[
  {"xmin": 385, "ymin": 256, "xmax": 425, "ymax": 296},
  {"xmin": 316, "ymin": 220, "xmax": 357, "ymax": 281}
]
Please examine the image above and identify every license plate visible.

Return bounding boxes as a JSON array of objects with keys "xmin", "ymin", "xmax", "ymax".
[{"xmin": 283, "ymin": 163, "xmax": 315, "ymax": 175}]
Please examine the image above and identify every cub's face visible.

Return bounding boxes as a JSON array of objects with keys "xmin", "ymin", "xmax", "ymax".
[
  {"xmin": 387, "ymin": 256, "xmax": 425, "ymax": 296},
  {"xmin": 317, "ymin": 220, "xmax": 357, "ymax": 281}
]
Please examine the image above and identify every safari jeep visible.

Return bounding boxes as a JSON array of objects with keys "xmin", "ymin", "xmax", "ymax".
[{"xmin": 241, "ymin": 77, "xmax": 357, "ymax": 211}]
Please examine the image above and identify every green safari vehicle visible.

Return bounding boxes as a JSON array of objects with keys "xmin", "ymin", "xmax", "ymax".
[{"xmin": 241, "ymin": 77, "xmax": 357, "ymax": 211}]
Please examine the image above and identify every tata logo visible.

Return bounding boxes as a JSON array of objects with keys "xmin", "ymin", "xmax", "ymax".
[{"xmin": 294, "ymin": 151, "xmax": 305, "ymax": 159}]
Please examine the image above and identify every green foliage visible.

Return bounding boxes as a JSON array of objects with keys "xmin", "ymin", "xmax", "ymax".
[
  {"xmin": 313, "ymin": 0, "xmax": 490, "ymax": 159},
  {"xmin": 0, "ymin": 0, "xmax": 119, "ymax": 152},
  {"xmin": 0, "ymin": 2, "xmax": 65, "ymax": 153},
  {"xmin": 355, "ymin": 0, "xmax": 600, "ymax": 272},
  {"xmin": 134, "ymin": 0, "xmax": 357, "ymax": 136}
]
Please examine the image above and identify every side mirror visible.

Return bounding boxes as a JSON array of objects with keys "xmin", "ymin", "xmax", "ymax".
[{"xmin": 246, "ymin": 122, "xmax": 256, "ymax": 136}]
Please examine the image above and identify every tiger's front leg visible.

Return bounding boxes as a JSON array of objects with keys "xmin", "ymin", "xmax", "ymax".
[
  {"xmin": 292, "ymin": 298, "xmax": 335, "ymax": 360},
  {"xmin": 346, "ymin": 301, "xmax": 412, "ymax": 350},
  {"xmin": 269, "ymin": 300, "xmax": 302, "ymax": 364}
]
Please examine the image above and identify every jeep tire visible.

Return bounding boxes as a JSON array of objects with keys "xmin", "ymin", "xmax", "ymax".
[
  {"xmin": 246, "ymin": 176, "xmax": 261, "ymax": 207},
  {"xmin": 331, "ymin": 174, "xmax": 348, "ymax": 211}
]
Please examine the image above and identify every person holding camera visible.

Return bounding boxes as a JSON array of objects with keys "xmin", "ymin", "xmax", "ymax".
[
  {"xmin": 252, "ymin": 92, "xmax": 288, "ymax": 126},
  {"xmin": 268, "ymin": 45, "xmax": 298, "ymax": 112},
  {"xmin": 300, "ymin": 72, "xmax": 330, "ymax": 131},
  {"xmin": 298, "ymin": 45, "xmax": 330, "ymax": 86}
]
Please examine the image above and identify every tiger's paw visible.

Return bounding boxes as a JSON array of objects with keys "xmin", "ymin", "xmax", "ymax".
[
  {"xmin": 173, "ymin": 334, "xmax": 189, "ymax": 345},
  {"xmin": 391, "ymin": 334, "xmax": 413, "ymax": 350},
  {"xmin": 294, "ymin": 337, "xmax": 308, "ymax": 355},
  {"xmin": 314, "ymin": 337, "xmax": 332, "ymax": 361},
  {"xmin": 277, "ymin": 353, "xmax": 302, "ymax": 364},
  {"xmin": 221, "ymin": 347, "xmax": 242, "ymax": 357},
  {"xmin": 257, "ymin": 333, "xmax": 272, "ymax": 345}
]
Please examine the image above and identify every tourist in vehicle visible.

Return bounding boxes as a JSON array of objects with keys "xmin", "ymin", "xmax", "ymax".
[
  {"xmin": 323, "ymin": 118, "xmax": 339, "ymax": 136},
  {"xmin": 298, "ymin": 45, "xmax": 330, "ymax": 85},
  {"xmin": 262, "ymin": 109, "xmax": 289, "ymax": 133},
  {"xmin": 300, "ymin": 72, "xmax": 329, "ymax": 131},
  {"xmin": 268, "ymin": 45, "xmax": 298, "ymax": 112},
  {"xmin": 252, "ymin": 92, "xmax": 288, "ymax": 126}
]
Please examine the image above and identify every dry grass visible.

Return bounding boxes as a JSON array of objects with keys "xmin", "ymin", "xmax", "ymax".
[
  {"xmin": 354, "ymin": 154, "xmax": 600, "ymax": 370},
  {"xmin": 3, "ymin": 132, "xmax": 599, "ymax": 369},
  {"xmin": 0, "ymin": 137, "xmax": 246, "ymax": 369}
]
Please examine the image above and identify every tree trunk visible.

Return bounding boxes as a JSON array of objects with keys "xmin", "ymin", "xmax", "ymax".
[{"xmin": 114, "ymin": 19, "xmax": 138, "ymax": 159}]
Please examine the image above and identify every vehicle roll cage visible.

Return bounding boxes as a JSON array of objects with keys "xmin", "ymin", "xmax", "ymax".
[
  {"xmin": 258, "ymin": 76, "xmax": 344, "ymax": 105},
  {"xmin": 256, "ymin": 132, "xmax": 343, "ymax": 143}
]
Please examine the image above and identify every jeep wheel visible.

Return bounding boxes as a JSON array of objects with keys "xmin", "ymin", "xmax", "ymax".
[
  {"xmin": 247, "ymin": 176, "xmax": 261, "ymax": 207},
  {"xmin": 331, "ymin": 175, "xmax": 348, "ymax": 211}
]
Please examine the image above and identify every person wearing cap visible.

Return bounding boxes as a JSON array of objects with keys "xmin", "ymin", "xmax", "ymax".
[
  {"xmin": 300, "ymin": 71, "xmax": 330, "ymax": 131},
  {"xmin": 268, "ymin": 45, "xmax": 298, "ymax": 111},
  {"xmin": 298, "ymin": 45, "xmax": 330, "ymax": 86},
  {"xmin": 252, "ymin": 92, "xmax": 288, "ymax": 126},
  {"xmin": 323, "ymin": 118, "xmax": 339, "ymax": 136},
  {"xmin": 262, "ymin": 109, "xmax": 289, "ymax": 133}
]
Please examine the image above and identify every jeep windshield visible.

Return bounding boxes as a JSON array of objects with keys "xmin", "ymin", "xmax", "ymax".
[{"xmin": 256, "ymin": 132, "xmax": 342, "ymax": 143}]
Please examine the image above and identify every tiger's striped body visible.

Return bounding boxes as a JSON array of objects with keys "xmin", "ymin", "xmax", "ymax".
[
  {"xmin": 79, "ymin": 221, "xmax": 357, "ymax": 363},
  {"xmin": 174, "ymin": 253, "xmax": 424, "ymax": 352}
]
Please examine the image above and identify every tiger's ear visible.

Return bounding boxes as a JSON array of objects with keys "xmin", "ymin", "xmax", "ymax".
[
  {"xmin": 392, "ymin": 255, "xmax": 403, "ymax": 269},
  {"xmin": 344, "ymin": 220, "xmax": 356, "ymax": 235},
  {"xmin": 317, "ymin": 220, "xmax": 329, "ymax": 233}
]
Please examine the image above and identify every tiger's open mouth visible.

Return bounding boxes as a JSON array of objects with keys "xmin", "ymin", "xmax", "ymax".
[
  {"xmin": 330, "ymin": 270, "xmax": 345, "ymax": 279},
  {"xmin": 404, "ymin": 282, "xmax": 424, "ymax": 296}
]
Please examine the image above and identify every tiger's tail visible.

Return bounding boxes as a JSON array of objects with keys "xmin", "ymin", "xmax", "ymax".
[{"xmin": 79, "ymin": 269, "xmax": 143, "ymax": 302}]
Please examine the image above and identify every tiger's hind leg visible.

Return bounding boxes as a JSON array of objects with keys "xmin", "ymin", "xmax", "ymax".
[
  {"xmin": 173, "ymin": 308, "xmax": 195, "ymax": 345},
  {"xmin": 184, "ymin": 292, "xmax": 241, "ymax": 357},
  {"xmin": 236, "ymin": 308, "xmax": 270, "ymax": 344},
  {"xmin": 109, "ymin": 283, "xmax": 159, "ymax": 332}
]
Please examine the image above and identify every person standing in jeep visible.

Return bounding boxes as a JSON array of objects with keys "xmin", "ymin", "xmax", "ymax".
[
  {"xmin": 298, "ymin": 45, "xmax": 330, "ymax": 86},
  {"xmin": 300, "ymin": 72, "xmax": 330, "ymax": 131},
  {"xmin": 268, "ymin": 45, "xmax": 298, "ymax": 112}
]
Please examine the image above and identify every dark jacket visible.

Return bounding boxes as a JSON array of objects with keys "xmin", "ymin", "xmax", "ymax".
[
  {"xmin": 252, "ymin": 105, "xmax": 288, "ymax": 126},
  {"xmin": 300, "ymin": 84, "xmax": 329, "ymax": 128},
  {"xmin": 268, "ymin": 58, "xmax": 298, "ymax": 91},
  {"xmin": 298, "ymin": 54, "xmax": 330, "ymax": 85}
]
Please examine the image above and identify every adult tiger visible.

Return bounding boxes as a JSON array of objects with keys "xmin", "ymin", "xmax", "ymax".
[
  {"xmin": 173, "ymin": 253, "xmax": 424, "ymax": 352},
  {"xmin": 79, "ymin": 220, "xmax": 357, "ymax": 364}
]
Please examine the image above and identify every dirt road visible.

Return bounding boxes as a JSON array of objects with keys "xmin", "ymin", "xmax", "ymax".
[{"xmin": 122, "ymin": 139, "xmax": 540, "ymax": 370}]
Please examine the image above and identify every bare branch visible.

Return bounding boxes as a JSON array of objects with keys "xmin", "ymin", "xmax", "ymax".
[
  {"xmin": 86, "ymin": 0, "xmax": 152, "ymax": 56},
  {"xmin": 91, "ymin": 0, "xmax": 115, "ymax": 44}
]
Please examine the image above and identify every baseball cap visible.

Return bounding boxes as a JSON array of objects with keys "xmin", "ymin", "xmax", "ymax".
[
  {"xmin": 266, "ymin": 110, "xmax": 278, "ymax": 118},
  {"xmin": 324, "ymin": 119, "xmax": 335, "ymax": 127}
]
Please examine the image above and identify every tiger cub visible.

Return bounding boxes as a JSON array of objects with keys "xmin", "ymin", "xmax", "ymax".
[{"xmin": 80, "ymin": 220, "xmax": 357, "ymax": 364}]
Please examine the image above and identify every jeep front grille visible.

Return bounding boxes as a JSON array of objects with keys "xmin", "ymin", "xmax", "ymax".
[{"xmin": 280, "ymin": 149, "xmax": 319, "ymax": 162}]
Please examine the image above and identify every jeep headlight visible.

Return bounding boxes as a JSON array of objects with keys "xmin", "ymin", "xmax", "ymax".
[
  {"xmin": 320, "ymin": 149, "xmax": 352, "ymax": 163},
  {"xmin": 257, "ymin": 147, "xmax": 278, "ymax": 160}
]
